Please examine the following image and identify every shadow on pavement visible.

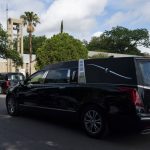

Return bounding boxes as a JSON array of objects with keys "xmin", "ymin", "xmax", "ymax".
[{"xmin": 0, "ymin": 107, "xmax": 150, "ymax": 150}]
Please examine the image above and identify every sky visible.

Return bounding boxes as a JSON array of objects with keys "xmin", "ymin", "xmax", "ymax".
[{"xmin": 0, "ymin": 0, "xmax": 150, "ymax": 53}]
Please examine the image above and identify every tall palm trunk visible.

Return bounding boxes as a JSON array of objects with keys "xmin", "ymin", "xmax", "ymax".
[
  {"xmin": 29, "ymin": 32, "xmax": 32, "ymax": 75},
  {"xmin": 21, "ymin": 11, "xmax": 40, "ymax": 75}
]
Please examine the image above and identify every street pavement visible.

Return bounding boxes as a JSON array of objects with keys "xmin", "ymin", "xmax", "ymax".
[{"xmin": 0, "ymin": 95, "xmax": 150, "ymax": 150}]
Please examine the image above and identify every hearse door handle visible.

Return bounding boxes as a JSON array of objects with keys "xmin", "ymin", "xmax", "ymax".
[{"xmin": 59, "ymin": 86, "xmax": 65, "ymax": 89}]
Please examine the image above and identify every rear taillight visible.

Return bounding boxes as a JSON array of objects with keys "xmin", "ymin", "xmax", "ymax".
[
  {"xmin": 6, "ymin": 80, "xmax": 10, "ymax": 87},
  {"xmin": 120, "ymin": 87, "xmax": 144, "ymax": 107},
  {"xmin": 129, "ymin": 89, "xmax": 144, "ymax": 107}
]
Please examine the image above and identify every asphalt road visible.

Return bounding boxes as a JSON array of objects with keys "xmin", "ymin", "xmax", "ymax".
[{"xmin": 0, "ymin": 95, "xmax": 150, "ymax": 150}]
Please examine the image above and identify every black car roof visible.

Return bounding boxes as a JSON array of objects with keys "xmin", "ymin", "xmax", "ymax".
[
  {"xmin": 43, "ymin": 57, "xmax": 142, "ymax": 70},
  {"xmin": 0, "ymin": 72, "xmax": 24, "ymax": 76}
]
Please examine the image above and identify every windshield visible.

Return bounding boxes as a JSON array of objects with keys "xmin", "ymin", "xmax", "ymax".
[{"xmin": 139, "ymin": 61, "xmax": 150, "ymax": 86}]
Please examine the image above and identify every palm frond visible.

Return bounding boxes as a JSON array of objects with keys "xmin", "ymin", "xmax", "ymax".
[{"xmin": 20, "ymin": 11, "xmax": 40, "ymax": 27}]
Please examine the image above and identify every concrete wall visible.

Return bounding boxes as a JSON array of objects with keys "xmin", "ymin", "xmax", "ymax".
[
  {"xmin": 88, "ymin": 51, "xmax": 138, "ymax": 57},
  {"xmin": 0, "ymin": 61, "xmax": 36, "ymax": 74},
  {"xmin": 0, "ymin": 54, "xmax": 36, "ymax": 75}
]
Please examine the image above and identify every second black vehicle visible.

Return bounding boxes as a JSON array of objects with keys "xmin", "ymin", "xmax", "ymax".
[
  {"xmin": 5, "ymin": 57, "xmax": 150, "ymax": 138},
  {"xmin": 0, "ymin": 72, "xmax": 25, "ymax": 94}
]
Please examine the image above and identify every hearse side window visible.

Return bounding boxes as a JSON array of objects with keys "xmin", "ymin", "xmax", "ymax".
[
  {"xmin": 139, "ymin": 61, "xmax": 150, "ymax": 86},
  {"xmin": 45, "ymin": 69, "xmax": 69, "ymax": 83},
  {"xmin": 27, "ymin": 71, "xmax": 45, "ymax": 84}
]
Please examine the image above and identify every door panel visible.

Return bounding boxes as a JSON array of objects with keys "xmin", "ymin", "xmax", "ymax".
[{"xmin": 18, "ymin": 70, "xmax": 47, "ymax": 106}]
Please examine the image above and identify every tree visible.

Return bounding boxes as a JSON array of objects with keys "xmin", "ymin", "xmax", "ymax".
[
  {"xmin": 0, "ymin": 24, "xmax": 22, "ymax": 66},
  {"xmin": 60, "ymin": 20, "xmax": 63, "ymax": 33},
  {"xmin": 36, "ymin": 33, "xmax": 88, "ymax": 69},
  {"xmin": 20, "ymin": 11, "xmax": 40, "ymax": 75},
  {"xmin": 87, "ymin": 36, "xmax": 102, "ymax": 51},
  {"xmin": 88, "ymin": 26, "xmax": 150, "ymax": 55},
  {"xmin": 21, "ymin": 35, "xmax": 47, "ymax": 54}
]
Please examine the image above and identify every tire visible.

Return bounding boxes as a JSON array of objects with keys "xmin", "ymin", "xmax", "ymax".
[
  {"xmin": 6, "ymin": 96, "xmax": 19, "ymax": 116},
  {"xmin": 81, "ymin": 105, "xmax": 109, "ymax": 138}
]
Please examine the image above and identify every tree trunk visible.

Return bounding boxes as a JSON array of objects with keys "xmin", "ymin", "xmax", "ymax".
[{"xmin": 29, "ymin": 32, "xmax": 32, "ymax": 75}]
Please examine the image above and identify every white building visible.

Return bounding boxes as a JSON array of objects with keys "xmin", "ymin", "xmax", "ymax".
[{"xmin": 0, "ymin": 54, "xmax": 36, "ymax": 75}]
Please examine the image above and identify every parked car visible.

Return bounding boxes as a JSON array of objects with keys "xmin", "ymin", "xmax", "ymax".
[
  {"xmin": 0, "ymin": 72, "xmax": 25, "ymax": 94},
  {"xmin": 5, "ymin": 57, "xmax": 150, "ymax": 138}
]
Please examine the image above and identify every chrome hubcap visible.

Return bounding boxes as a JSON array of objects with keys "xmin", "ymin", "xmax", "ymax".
[
  {"xmin": 8, "ymin": 98, "xmax": 15, "ymax": 113},
  {"xmin": 84, "ymin": 110, "xmax": 102, "ymax": 134}
]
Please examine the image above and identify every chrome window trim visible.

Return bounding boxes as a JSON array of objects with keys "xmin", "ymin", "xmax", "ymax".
[
  {"xmin": 43, "ymin": 71, "xmax": 49, "ymax": 79},
  {"xmin": 78, "ymin": 59, "xmax": 86, "ymax": 84},
  {"xmin": 138, "ymin": 85, "xmax": 150, "ymax": 90}
]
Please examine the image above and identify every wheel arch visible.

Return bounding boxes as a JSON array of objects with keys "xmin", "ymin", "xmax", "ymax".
[{"xmin": 78, "ymin": 102, "xmax": 108, "ymax": 119}]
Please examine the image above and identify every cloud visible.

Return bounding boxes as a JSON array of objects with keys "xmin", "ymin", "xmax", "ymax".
[
  {"xmin": 0, "ymin": 0, "xmax": 150, "ymax": 51},
  {"xmin": 0, "ymin": 0, "xmax": 108, "ymax": 40},
  {"xmin": 92, "ymin": 31, "xmax": 103, "ymax": 37},
  {"xmin": 37, "ymin": 0, "xmax": 108, "ymax": 39},
  {"xmin": 138, "ymin": 46, "xmax": 150, "ymax": 53},
  {"xmin": 103, "ymin": 0, "xmax": 150, "ymax": 29},
  {"xmin": 0, "ymin": 0, "xmax": 45, "ymax": 29}
]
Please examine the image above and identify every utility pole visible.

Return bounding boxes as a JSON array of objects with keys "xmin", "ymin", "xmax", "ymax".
[{"xmin": 6, "ymin": 2, "xmax": 9, "ymax": 72}]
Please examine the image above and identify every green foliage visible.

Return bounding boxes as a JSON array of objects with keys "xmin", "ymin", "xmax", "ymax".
[
  {"xmin": 0, "ymin": 24, "xmax": 22, "ymax": 66},
  {"xmin": 21, "ymin": 35, "xmax": 47, "ymax": 54},
  {"xmin": 0, "ymin": 24, "xmax": 8, "ymax": 58},
  {"xmin": 87, "ymin": 36, "xmax": 102, "ymax": 51},
  {"xmin": 20, "ymin": 11, "xmax": 40, "ymax": 27},
  {"xmin": 88, "ymin": 26, "xmax": 150, "ymax": 55},
  {"xmin": 6, "ymin": 50, "xmax": 23, "ymax": 66},
  {"xmin": 36, "ymin": 33, "xmax": 88, "ymax": 69}
]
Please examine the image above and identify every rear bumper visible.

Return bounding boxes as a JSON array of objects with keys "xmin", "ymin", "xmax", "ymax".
[
  {"xmin": 108, "ymin": 113, "xmax": 150, "ymax": 131},
  {"xmin": 139, "ymin": 114, "xmax": 150, "ymax": 128},
  {"xmin": 139, "ymin": 113, "xmax": 150, "ymax": 121},
  {"xmin": 140, "ymin": 117, "xmax": 150, "ymax": 121}
]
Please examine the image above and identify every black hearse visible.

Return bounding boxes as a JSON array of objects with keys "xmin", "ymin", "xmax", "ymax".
[{"xmin": 6, "ymin": 57, "xmax": 150, "ymax": 138}]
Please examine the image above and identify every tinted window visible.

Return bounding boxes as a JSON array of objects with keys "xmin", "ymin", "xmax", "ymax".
[
  {"xmin": 85, "ymin": 58, "xmax": 136, "ymax": 84},
  {"xmin": 139, "ymin": 61, "xmax": 150, "ymax": 86},
  {"xmin": 9, "ymin": 74, "xmax": 24, "ymax": 81},
  {"xmin": 45, "ymin": 69, "xmax": 69, "ymax": 83},
  {"xmin": 28, "ymin": 71, "xmax": 46, "ymax": 84}
]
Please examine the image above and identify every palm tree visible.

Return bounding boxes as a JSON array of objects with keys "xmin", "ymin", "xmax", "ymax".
[{"xmin": 20, "ymin": 11, "xmax": 40, "ymax": 75}]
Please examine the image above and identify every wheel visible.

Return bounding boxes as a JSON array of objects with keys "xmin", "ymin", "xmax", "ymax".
[
  {"xmin": 81, "ymin": 106, "xmax": 109, "ymax": 138},
  {"xmin": 6, "ymin": 96, "xmax": 19, "ymax": 116}
]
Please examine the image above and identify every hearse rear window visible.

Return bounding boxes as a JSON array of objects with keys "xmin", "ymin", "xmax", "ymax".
[
  {"xmin": 139, "ymin": 61, "xmax": 150, "ymax": 86},
  {"xmin": 45, "ymin": 69, "xmax": 69, "ymax": 83}
]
